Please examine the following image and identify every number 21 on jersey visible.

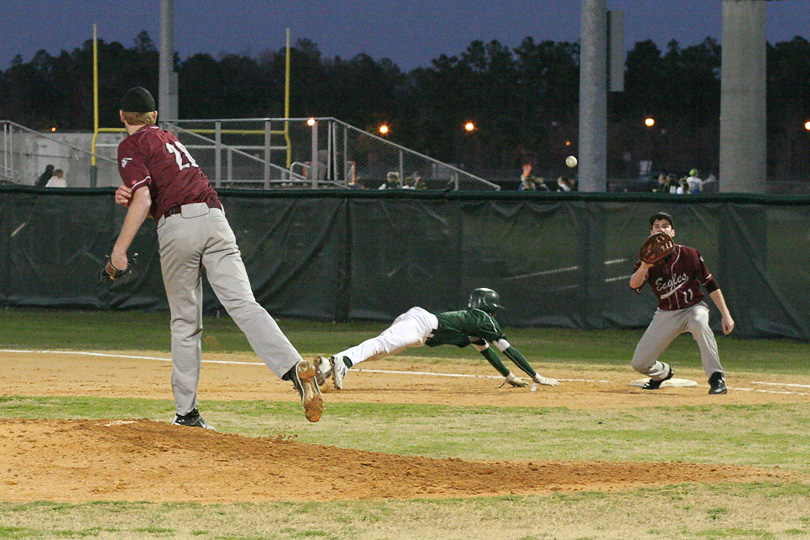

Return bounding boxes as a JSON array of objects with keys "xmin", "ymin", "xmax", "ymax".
[{"xmin": 165, "ymin": 141, "xmax": 199, "ymax": 170}]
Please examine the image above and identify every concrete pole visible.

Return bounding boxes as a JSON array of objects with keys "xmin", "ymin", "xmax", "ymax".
[
  {"xmin": 159, "ymin": 0, "xmax": 178, "ymax": 120},
  {"xmin": 578, "ymin": 0, "xmax": 608, "ymax": 192},
  {"xmin": 719, "ymin": 0, "xmax": 768, "ymax": 193}
]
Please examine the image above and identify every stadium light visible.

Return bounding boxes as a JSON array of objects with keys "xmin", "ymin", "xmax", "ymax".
[
  {"xmin": 307, "ymin": 117, "xmax": 316, "ymax": 127},
  {"xmin": 464, "ymin": 122, "xmax": 475, "ymax": 132},
  {"xmin": 805, "ymin": 120, "xmax": 810, "ymax": 131},
  {"xmin": 379, "ymin": 124, "xmax": 389, "ymax": 135},
  {"xmin": 644, "ymin": 117, "xmax": 655, "ymax": 127}
]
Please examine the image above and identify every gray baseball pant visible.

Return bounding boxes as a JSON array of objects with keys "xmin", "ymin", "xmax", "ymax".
[
  {"xmin": 157, "ymin": 204, "xmax": 304, "ymax": 415},
  {"xmin": 631, "ymin": 301, "xmax": 724, "ymax": 380}
]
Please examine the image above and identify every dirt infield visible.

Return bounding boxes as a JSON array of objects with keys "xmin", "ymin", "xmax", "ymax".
[{"xmin": 0, "ymin": 349, "xmax": 806, "ymax": 502}]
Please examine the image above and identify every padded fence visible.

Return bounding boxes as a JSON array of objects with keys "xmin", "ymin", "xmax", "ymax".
[{"xmin": 1, "ymin": 186, "xmax": 809, "ymax": 340}]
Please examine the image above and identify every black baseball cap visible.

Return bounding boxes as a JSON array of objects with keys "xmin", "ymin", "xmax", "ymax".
[
  {"xmin": 649, "ymin": 212, "xmax": 674, "ymax": 227},
  {"xmin": 121, "ymin": 87, "xmax": 156, "ymax": 113}
]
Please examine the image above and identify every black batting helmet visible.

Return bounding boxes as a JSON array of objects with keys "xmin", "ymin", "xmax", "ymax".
[{"xmin": 467, "ymin": 288, "xmax": 503, "ymax": 314}]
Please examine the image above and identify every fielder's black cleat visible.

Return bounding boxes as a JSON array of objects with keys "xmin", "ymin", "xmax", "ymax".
[
  {"xmin": 708, "ymin": 372, "xmax": 727, "ymax": 394},
  {"xmin": 172, "ymin": 407, "xmax": 216, "ymax": 430},
  {"xmin": 285, "ymin": 360, "xmax": 323, "ymax": 422},
  {"xmin": 642, "ymin": 366, "xmax": 674, "ymax": 390}
]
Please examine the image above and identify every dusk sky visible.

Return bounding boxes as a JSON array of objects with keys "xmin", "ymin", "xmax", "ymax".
[{"xmin": 1, "ymin": 1, "xmax": 808, "ymax": 71}]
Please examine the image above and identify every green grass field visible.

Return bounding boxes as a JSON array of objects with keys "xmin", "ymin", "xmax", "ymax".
[{"xmin": 1, "ymin": 308, "xmax": 809, "ymax": 540}]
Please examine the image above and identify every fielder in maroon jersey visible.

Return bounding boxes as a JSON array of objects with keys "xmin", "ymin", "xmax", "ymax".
[
  {"xmin": 108, "ymin": 87, "xmax": 323, "ymax": 426},
  {"xmin": 628, "ymin": 212, "xmax": 734, "ymax": 394}
]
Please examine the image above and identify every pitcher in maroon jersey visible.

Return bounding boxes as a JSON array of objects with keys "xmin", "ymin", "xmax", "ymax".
[
  {"xmin": 108, "ymin": 87, "xmax": 323, "ymax": 425},
  {"xmin": 628, "ymin": 212, "xmax": 735, "ymax": 394}
]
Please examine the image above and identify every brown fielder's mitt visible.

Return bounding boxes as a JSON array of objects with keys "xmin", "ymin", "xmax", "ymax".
[
  {"xmin": 639, "ymin": 232, "xmax": 674, "ymax": 264},
  {"xmin": 99, "ymin": 253, "xmax": 138, "ymax": 282}
]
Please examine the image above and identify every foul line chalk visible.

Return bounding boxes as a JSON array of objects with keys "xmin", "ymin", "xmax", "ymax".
[
  {"xmin": 3, "ymin": 349, "xmax": 810, "ymax": 396},
  {"xmin": 751, "ymin": 381, "xmax": 810, "ymax": 389},
  {"xmin": 0, "ymin": 349, "xmax": 258, "ymax": 366}
]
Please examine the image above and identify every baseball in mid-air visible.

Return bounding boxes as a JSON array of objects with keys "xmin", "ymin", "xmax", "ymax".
[{"xmin": 565, "ymin": 155, "xmax": 578, "ymax": 168}]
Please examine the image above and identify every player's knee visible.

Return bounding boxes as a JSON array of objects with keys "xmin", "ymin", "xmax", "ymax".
[
  {"xmin": 375, "ymin": 336, "xmax": 397, "ymax": 355},
  {"xmin": 687, "ymin": 321, "xmax": 713, "ymax": 339},
  {"xmin": 630, "ymin": 353, "xmax": 652, "ymax": 373}
]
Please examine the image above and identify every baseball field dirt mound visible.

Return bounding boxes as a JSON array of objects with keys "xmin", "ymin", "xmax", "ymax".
[{"xmin": 0, "ymin": 419, "xmax": 778, "ymax": 503}]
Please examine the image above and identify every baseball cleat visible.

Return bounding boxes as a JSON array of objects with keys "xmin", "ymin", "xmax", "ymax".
[
  {"xmin": 172, "ymin": 408, "xmax": 216, "ymax": 430},
  {"xmin": 708, "ymin": 372, "xmax": 727, "ymax": 394},
  {"xmin": 331, "ymin": 356, "xmax": 348, "ymax": 390},
  {"xmin": 314, "ymin": 355, "xmax": 332, "ymax": 386},
  {"xmin": 289, "ymin": 360, "xmax": 323, "ymax": 422},
  {"xmin": 642, "ymin": 366, "xmax": 674, "ymax": 390}
]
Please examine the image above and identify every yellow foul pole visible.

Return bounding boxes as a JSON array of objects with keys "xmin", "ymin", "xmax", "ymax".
[
  {"xmin": 90, "ymin": 24, "xmax": 99, "ymax": 187},
  {"xmin": 285, "ymin": 28, "xmax": 291, "ymax": 167}
]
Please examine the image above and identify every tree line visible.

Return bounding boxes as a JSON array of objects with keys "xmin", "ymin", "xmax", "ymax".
[{"xmin": 1, "ymin": 31, "xmax": 808, "ymax": 180}]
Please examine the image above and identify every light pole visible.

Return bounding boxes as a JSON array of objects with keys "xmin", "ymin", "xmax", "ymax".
[
  {"xmin": 642, "ymin": 117, "xmax": 656, "ymax": 175},
  {"xmin": 308, "ymin": 118, "xmax": 319, "ymax": 187}
]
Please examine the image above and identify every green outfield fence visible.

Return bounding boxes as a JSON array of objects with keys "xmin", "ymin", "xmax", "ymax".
[{"xmin": 1, "ymin": 185, "xmax": 809, "ymax": 340}]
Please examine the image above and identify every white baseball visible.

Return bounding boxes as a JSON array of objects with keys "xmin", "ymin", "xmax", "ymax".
[{"xmin": 565, "ymin": 156, "xmax": 578, "ymax": 168}]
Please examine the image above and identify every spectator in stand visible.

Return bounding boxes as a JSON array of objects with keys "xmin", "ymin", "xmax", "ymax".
[
  {"xmin": 557, "ymin": 176, "xmax": 576, "ymax": 192},
  {"xmin": 519, "ymin": 164, "xmax": 538, "ymax": 191},
  {"xmin": 666, "ymin": 174, "xmax": 679, "ymax": 194},
  {"xmin": 686, "ymin": 169, "xmax": 703, "ymax": 194},
  {"xmin": 519, "ymin": 164, "xmax": 550, "ymax": 191},
  {"xmin": 654, "ymin": 174, "xmax": 668, "ymax": 193},
  {"xmin": 402, "ymin": 176, "xmax": 416, "ymax": 189},
  {"xmin": 35, "ymin": 164, "xmax": 54, "ymax": 187},
  {"xmin": 46, "ymin": 169, "xmax": 67, "ymax": 188},
  {"xmin": 701, "ymin": 173, "xmax": 717, "ymax": 192},
  {"xmin": 676, "ymin": 177, "xmax": 690, "ymax": 195},
  {"xmin": 379, "ymin": 171, "xmax": 401, "ymax": 190}
]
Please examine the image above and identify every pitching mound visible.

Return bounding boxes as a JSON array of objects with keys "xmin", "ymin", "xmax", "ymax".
[{"xmin": 0, "ymin": 418, "xmax": 776, "ymax": 503}]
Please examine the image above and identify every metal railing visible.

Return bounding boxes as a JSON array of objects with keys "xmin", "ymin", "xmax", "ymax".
[
  {"xmin": 164, "ymin": 122, "xmax": 311, "ymax": 189},
  {"xmin": 167, "ymin": 117, "xmax": 500, "ymax": 190},
  {"xmin": 2, "ymin": 117, "xmax": 500, "ymax": 190},
  {"xmin": 1, "ymin": 121, "xmax": 118, "ymax": 186}
]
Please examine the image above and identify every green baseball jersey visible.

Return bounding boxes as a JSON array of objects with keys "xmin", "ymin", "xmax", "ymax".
[{"xmin": 425, "ymin": 308, "xmax": 506, "ymax": 348}]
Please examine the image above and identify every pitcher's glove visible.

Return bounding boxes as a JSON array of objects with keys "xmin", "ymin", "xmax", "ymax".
[
  {"xmin": 100, "ymin": 253, "xmax": 138, "ymax": 282},
  {"xmin": 501, "ymin": 373, "xmax": 530, "ymax": 388},
  {"xmin": 639, "ymin": 231, "xmax": 674, "ymax": 265}
]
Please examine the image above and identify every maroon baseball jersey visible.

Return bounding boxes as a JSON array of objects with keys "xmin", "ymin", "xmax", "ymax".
[
  {"xmin": 632, "ymin": 244, "xmax": 719, "ymax": 310},
  {"xmin": 117, "ymin": 125, "xmax": 220, "ymax": 220}
]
